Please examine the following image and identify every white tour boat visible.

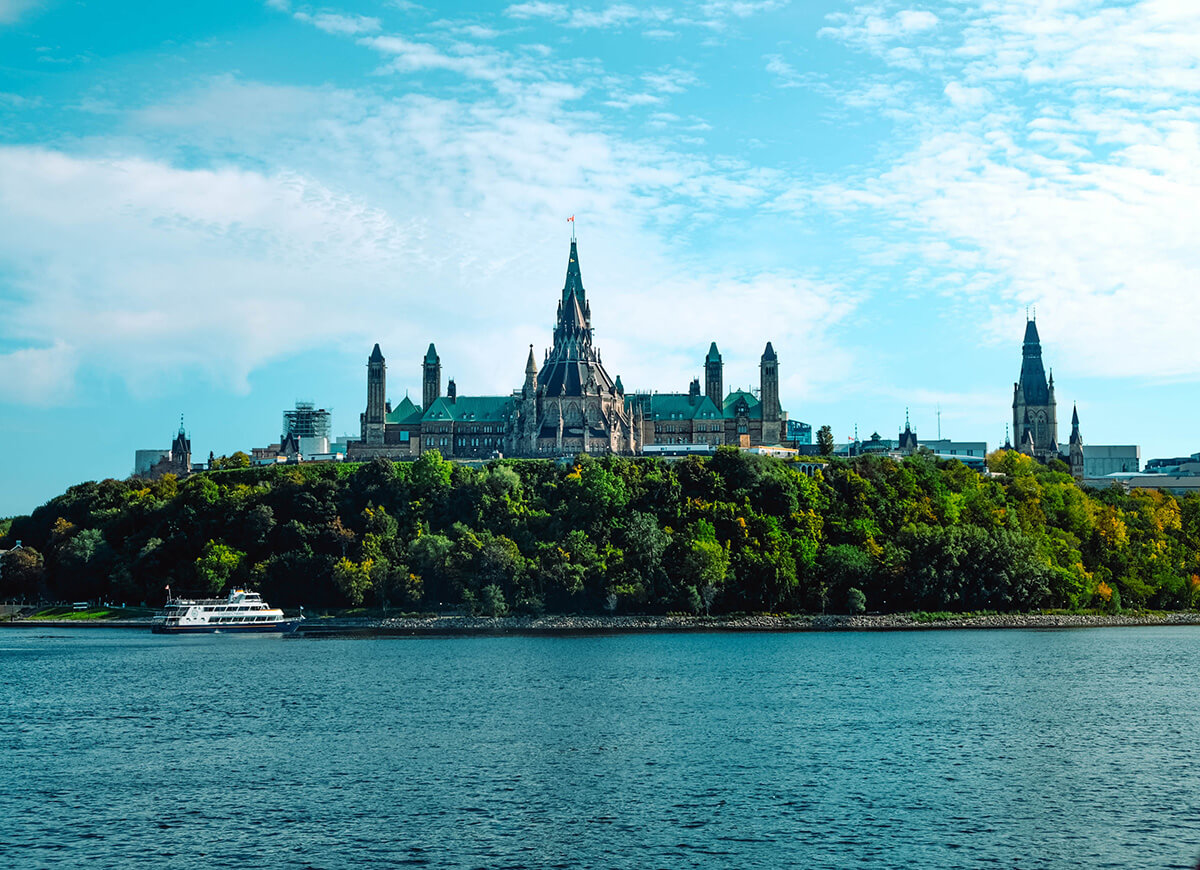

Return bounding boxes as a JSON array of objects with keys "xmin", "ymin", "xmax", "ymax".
[{"xmin": 152, "ymin": 588, "xmax": 303, "ymax": 634}]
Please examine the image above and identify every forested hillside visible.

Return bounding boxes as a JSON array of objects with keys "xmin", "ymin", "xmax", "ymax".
[{"xmin": 3, "ymin": 449, "xmax": 1198, "ymax": 615}]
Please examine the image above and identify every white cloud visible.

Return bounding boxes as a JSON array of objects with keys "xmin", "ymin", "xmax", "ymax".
[
  {"xmin": 0, "ymin": 0, "xmax": 39, "ymax": 24},
  {"xmin": 0, "ymin": 75, "xmax": 850, "ymax": 404},
  {"xmin": 765, "ymin": 54, "xmax": 805, "ymax": 88},
  {"xmin": 0, "ymin": 342, "xmax": 76, "ymax": 405},
  {"xmin": 0, "ymin": 147, "xmax": 418, "ymax": 395},
  {"xmin": 699, "ymin": 0, "xmax": 788, "ymax": 20},
  {"xmin": 943, "ymin": 80, "xmax": 989, "ymax": 109},
  {"xmin": 294, "ymin": 11, "xmax": 381, "ymax": 35},
  {"xmin": 806, "ymin": 0, "xmax": 1200, "ymax": 382},
  {"xmin": 896, "ymin": 9, "xmax": 938, "ymax": 33},
  {"xmin": 359, "ymin": 34, "xmax": 514, "ymax": 81},
  {"xmin": 505, "ymin": 2, "xmax": 567, "ymax": 21}
]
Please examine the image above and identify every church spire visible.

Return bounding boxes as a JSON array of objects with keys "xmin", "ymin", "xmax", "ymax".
[{"xmin": 562, "ymin": 239, "xmax": 586, "ymax": 309}]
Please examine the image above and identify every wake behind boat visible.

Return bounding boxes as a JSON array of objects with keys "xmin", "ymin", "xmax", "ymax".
[{"xmin": 152, "ymin": 588, "xmax": 303, "ymax": 634}]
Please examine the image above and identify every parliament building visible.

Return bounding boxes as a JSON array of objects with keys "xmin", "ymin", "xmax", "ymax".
[{"xmin": 349, "ymin": 240, "xmax": 788, "ymax": 460}]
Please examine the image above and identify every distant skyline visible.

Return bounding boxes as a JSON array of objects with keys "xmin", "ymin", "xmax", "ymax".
[{"xmin": 2, "ymin": 0, "xmax": 1198, "ymax": 515}]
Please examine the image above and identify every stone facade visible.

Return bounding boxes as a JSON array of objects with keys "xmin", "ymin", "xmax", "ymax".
[
  {"xmin": 138, "ymin": 426, "xmax": 192, "ymax": 479},
  {"xmin": 1013, "ymin": 318, "xmax": 1060, "ymax": 462},
  {"xmin": 348, "ymin": 241, "xmax": 787, "ymax": 461}
]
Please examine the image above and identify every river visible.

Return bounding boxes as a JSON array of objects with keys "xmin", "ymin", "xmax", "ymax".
[{"xmin": 2, "ymin": 627, "xmax": 1197, "ymax": 868}]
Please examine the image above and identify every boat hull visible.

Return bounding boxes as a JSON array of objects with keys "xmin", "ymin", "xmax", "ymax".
[{"xmin": 151, "ymin": 619, "xmax": 303, "ymax": 635}]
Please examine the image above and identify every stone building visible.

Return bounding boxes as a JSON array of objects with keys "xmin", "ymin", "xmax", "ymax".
[
  {"xmin": 135, "ymin": 422, "xmax": 192, "ymax": 479},
  {"xmin": 1013, "ymin": 317, "xmax": 1059, "ymax": 461},
  {"xmin": 348, "ymin": 240, "xmax": 787, "ymax": 460}
]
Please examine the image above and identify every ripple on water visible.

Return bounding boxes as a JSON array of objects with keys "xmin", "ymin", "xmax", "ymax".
[{"xmin": 2, "ymin": 628, "xmax": 1200, "ymax": 868}]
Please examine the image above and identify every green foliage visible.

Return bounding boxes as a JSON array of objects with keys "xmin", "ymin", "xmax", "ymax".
[
  {"xmin": 332, "ymin": 557, "xmax": 374, "ymax": 607},
  {"xmin": 194, "ymin": 540, "xmax": 245, "ymax": 594},
  {"xmin": 817, "ymin": 425, "xmax": 835, "ymax": 456},
  {"xmin": 479, "ymin": 583, "xmax": 508, "ymax": 617},
  {"xmin": 847, "ymin": 586, "xmax": 867, "ymax": 615},
  {"xmin": 4, "ymin": 448, "xmax": 1197, "ymax": 616},
  {"xmin": 1, "ymin": 546, "xmax": 44, "ymax": 599}
]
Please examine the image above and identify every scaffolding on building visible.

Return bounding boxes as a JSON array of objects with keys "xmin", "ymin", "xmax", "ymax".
[{"xmin": 283, "ymin": 401, "xmax": 332, "ymax": 441}]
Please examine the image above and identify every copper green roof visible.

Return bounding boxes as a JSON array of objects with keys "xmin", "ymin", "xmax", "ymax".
[
  {"xmin": 640, "ymin": 393, "xmax": 723, "ymax": 421},
  {"xmin": 424, "ymin": 343, "xmax": 439, "ymax": 364},
  {"xmin": 385, "ymin": 395, "xmax": 422, "ymax": 424},
  {"xmin": 723, "ymin": 389, "xmax": 762, "ymax": 419},
  {"xmin": 422, "ymin": 395, "xmax": 516, "ymax": 424},
  {"xmin": 706, "ymin": 341, "xmax": 721, "ymax": 362}
]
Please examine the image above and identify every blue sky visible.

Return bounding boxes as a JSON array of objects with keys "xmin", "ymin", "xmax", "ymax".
[{"xmin": 1, "ymin": 0, "xmax": 1198, "ymax": 515}]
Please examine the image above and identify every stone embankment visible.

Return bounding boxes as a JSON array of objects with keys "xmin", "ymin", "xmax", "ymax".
[{"xmin": 293, "ymin": 611, "xmax": 1200, "ymax": 637}]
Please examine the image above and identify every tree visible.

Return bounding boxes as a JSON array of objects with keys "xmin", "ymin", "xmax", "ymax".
[
  {"xmin": 479, "ymin": 583, "xmax": 508, "ymax": 617},
  {"xmin": 194, "ymin": 540, "xmax": 245, "ymax": 594},
  {"xmin": 847, "ymin": 587, "xmax": 867, "ymax": 615},
  {"xmin": 1, "ymin": 546, "xmax": 44, "ymax": 600},
  {"xmin": 817, "ymin": 425, "xmax": 835, "ymax": 457},
  {"xmin": 679, "ymin": 533, "xmax": 729, "ymax": 615},
  {"xmin": 333, "ymin": 557, "xmax": 374, "ymax": 607}
]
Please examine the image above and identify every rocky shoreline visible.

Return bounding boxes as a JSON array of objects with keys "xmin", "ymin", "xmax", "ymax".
[
  {"xmin": 6, "ymin": 611, "xmax": 1200, "ymax": 634},
  {"xmin": 293, "ymin": 611, "xmax": 1200, "ymax": 637}
]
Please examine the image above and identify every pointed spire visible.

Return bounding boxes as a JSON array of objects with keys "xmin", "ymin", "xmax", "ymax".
[
  {"xmin": 706, "ymin": 341, "xmax": 721, "ymax": 362},
  {"xmin": 369, "ymin": 343, "xmax": 384, "ymax": 363},
  {"xmin": 762, "ymin": 341, "xmax": 777, "ymax": 361},
  {"xmin": 525, "ymin": 344, "xmax": 538, "ymax": 375},
  {"xmin": 1071, "ymin": 402, "xmax": 1079, "ymax": 426},
  {"xmin": 424, "ymin": 343, "xmax": 438, "ymax": 363},
  {"xmin": 562, "ymin": 240, "xmax": 586, "ymax": 308},
  {"xmin": 564, "ymin": 290, "xmax": 586, "ymax": 331}
]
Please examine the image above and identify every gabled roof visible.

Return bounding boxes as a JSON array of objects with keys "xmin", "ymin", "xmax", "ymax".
[
  {"xmin": 421, "ymin": 395, "xmax": 516, "ymax": 424},
  {"xmin": 385, "ymin": 395, "xmax": 423, "ymax": 424},
  {"xmin": 723, "ymin": 389, "xmax": 762, "ymax": 419}
]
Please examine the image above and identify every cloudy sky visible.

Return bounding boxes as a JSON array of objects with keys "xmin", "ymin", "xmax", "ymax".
[{"xmin": 1, "ymin": 0, "xmax": 1197, "ymax": 514}]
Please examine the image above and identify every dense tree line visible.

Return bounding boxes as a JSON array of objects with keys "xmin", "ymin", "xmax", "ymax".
[{"xmin": 2, "ymin": 449, "xmax": 1198, "ymax": 615}]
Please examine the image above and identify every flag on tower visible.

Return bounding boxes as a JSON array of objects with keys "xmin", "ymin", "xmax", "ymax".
[{"xmin": 567, "ymin": 215, "xmax": 574, "ymax": 222}]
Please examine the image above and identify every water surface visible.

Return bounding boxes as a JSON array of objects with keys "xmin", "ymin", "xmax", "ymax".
[{"xmin": 2, "ymin": 628, "xmax": 1198, "ymax": 868}]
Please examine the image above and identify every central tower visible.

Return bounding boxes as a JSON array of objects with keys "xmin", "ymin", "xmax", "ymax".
[
  {"xmin": 536, "ymin": 240, "xmax": 617, "ymax": 397},
  {"xmin": 511, "ymin": 239, "xmax": 635, "ymax": 456}
]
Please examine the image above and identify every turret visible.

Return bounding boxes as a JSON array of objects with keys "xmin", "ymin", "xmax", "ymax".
[
  {"xmin": 365, "ymin": 343, "xmax": 386, "ymax": 446},
  {"xmin": 1069, "ymin": 403, "xmax": 1084, "ymax": 482},
  {"xmin": 898, "ymin": 408, "xmax": 918, "ymax": 452},
  {"xmin": 172, "ymin": 418, "xmax": 192, "ymax": 473},
  {"xmin": 760, "ymin": 341, "xmax": 780, "ymax": 431},
  {"xmin": 523, "ymin": 345, "xmax": 538, "ymax": 397},
  {"xmin": 704, "ymin": 342, "xmax": 723, "ymax": 404},
  {"xmin": 423, "ymin": 343, "xmax": 441, "ymax": 412},
  {"xmin": 689, "ymin": 377, "xmax": 701, "ymax": 405},
  {"xmin": 447, "ymin": 378, "xmax": 457, "ymax": 404}
]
